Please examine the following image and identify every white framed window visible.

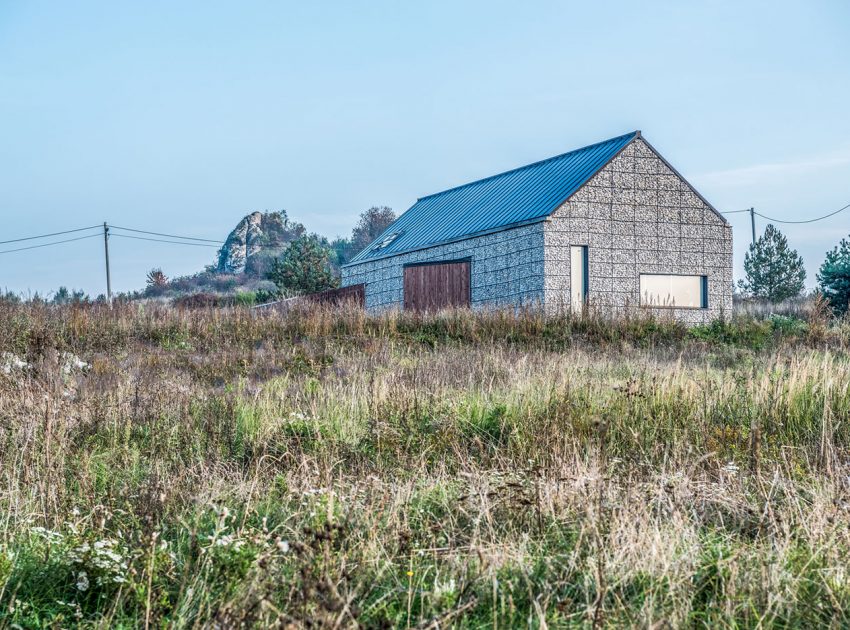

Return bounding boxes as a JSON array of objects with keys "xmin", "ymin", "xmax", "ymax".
[{"xmin": 640, "ymin": 274, "xmax": 707, "ymax": 309}]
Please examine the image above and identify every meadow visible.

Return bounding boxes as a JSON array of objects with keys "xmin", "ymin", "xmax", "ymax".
[{"xmin": 1, "ymin": 301, "xmax": 850, "ymax": 628}]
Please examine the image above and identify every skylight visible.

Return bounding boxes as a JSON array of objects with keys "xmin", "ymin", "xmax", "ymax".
[{"xmin": 373, "ymin": 232, "xmax": 400, "ymax": 251}]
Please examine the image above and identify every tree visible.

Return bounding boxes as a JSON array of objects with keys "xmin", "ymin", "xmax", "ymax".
[
  {"xmin": 351, "ymin": 206, "xmax": 396, "ymax": 253},
  {"xmin": 737, "ymin": 224, "xmax": 805, "ymax": 301},
  {"xmin": 51, "ymin": 287, "xmax": 89, "ymax": 305},
  {"xmin": 146, "ymin": 268, "xmax": 169, "ymax": 288},
  {"xmin": 818, "ymin": 237, "xmax": 850, "ymax": 315},
  {"xmin": 266, "ymin": 235, "xmax": 338, "ymax": 296}
]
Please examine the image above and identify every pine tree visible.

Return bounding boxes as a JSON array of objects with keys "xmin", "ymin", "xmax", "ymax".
[
  {"xmin": 267, "ymin": 235, "xmax": 339, "ymax": 296},
  {"xmin": 737, "ymin": 224, "xmax": 805, "ymax": 301},
  {"xmin": 818, "ymin": 237, "xmax": 850, "ymax": 315}
]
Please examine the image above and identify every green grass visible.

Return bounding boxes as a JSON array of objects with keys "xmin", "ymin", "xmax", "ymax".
[{"xmin": 1, "ymin": 302, "xmax": 850, "ymax": 627}]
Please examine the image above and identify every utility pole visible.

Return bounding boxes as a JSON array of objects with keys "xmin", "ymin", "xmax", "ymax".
[
  {"xmin": 103, "ymin": 222, "xmax": 112, "ymax": 303},
  {"xmin": 749, "ymin": 207, "xmax": 756, "ymax": 247}
]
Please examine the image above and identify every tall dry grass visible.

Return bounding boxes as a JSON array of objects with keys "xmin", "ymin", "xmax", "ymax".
[{"xmin": 1, "ymin": 302, "xmax": 850, "ymax": 627}]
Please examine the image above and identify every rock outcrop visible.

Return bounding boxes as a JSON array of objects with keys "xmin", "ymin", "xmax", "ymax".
[{"xmin": 216, "ymin": 211, "xmax": 306, "ymax": 275}]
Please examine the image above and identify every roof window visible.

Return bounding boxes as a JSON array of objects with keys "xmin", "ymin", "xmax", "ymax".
[{"xmin": 373, "ymin": 232, "xmax": 401, "ymax": 251}]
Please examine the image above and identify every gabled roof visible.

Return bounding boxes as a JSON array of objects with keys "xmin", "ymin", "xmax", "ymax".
[{"xmin": 348, "ymin": 131, "xmax": 639, "ymax": 265}]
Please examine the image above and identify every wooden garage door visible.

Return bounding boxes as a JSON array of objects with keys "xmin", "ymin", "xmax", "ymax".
[{"xmin": 403, "ymin": 261, "xmax": 471, "ymax": 312}]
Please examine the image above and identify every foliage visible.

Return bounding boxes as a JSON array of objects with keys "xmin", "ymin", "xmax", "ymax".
[
  {"xmin": 145, "ymin": 268, "xmax": 168, "ymax": 288},
  {"xmin": 51, "ymin": 287, "xmax": 90, "ymax": 305},
  {"xmin": 737, "ymin": 224, "xmax": 805, "ymax": 301},
  {"xmin": 818, "ymin": 236, "xmax": 850, "ymax": 315},
  {"xmin": 332, "ymin": 206, "xmax": 397, "ymax": 267},
  {"xmin": 266, "ymin": 235, "xmax": 339, "ymax": 296},
  {"xmin": 0, "ymin": 289, "xmax": 22, "ymax": 305},
  {"xmin": 351, "ymin": 206, "xmax": 397, "ymax": 252}
]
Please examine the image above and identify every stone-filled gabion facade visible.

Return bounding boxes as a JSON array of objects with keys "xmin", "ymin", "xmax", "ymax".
[
  {"xmin": 341, "ymin": 138, "xmax": 733, "ymax": 324},
  {"xmin": 341, "ymin": 222, "xmax": 546, "ymax": 310}
]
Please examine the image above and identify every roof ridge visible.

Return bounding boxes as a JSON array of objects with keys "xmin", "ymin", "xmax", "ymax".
[{"xmin": 416, "ymin": 130, "xmax": 639, "ymax": 202}]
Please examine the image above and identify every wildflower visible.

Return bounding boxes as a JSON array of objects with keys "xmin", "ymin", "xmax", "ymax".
[
  {"xmin": 276, "ymin": 538, "xmax": 290, "ymax": 553},
  {"xmin": 433, "ymin": 578, "xmax": 456, "ymax": 598},
  {"xmin": 1, "ymin": 352, "xmax": 27, "ymax": 374},
  {"xmin": 76, "ymin": 572, "xmax": 90, "ymax": 592},
  {"xmin": 30, "ymin": 526, "xmax": 63, "ymax": 545},
  {"xmin": 406, "ymin": 570, "xmax": 414, "ymax": 577},
  {"xmin": 60, "ymin": 352, "xmax": 90, "ymax": 375},
  {"xmin": 213, "ymin": 534, "xmax": 244, "ymax": 549}
]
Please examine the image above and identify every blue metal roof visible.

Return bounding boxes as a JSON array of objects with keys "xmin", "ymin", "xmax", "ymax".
[{"xmin": 347, "ymin": 131, "xmax": 639, "ymax": 265}]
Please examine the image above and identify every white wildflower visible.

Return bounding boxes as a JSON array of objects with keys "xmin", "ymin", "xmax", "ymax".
[
  {"xmin": 60, "ymin": 352, "xmax": 90, "ymax": 375},
  {"xmin": 0, "ymin": 352, "xmax": 27, "ymax": 374},
  {"xmin": 722, "ymin": 461, "xmax": 739, "ymax": 476},
  {"xmin": 433, "ymin": 578, "xmax": 457, "ymax": 598},
  {"xmin": 213, "ymin": 534, "xmax": 244, "ymax": 549},
  {"xmin": 30, "ymin": 526, "xmax": 63, "ymax": 545},
  {"xmin": 76, "ymin": 572, "xmax": 89, "ymax": 592}
]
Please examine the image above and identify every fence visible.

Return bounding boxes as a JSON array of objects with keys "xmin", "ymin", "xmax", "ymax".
[{"xmin": 252, "ymin": 283, "xmax": 365, "ymax": 311}]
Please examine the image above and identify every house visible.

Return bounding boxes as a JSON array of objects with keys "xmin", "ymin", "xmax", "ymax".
[{"xmin": 341, "ymin": 131, "xmax": 732, "ymax": 324}]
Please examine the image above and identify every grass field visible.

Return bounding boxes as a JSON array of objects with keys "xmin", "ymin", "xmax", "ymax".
[{"xmin": 2, "ymin": 302, "xmax": 850, "ymax": 628}]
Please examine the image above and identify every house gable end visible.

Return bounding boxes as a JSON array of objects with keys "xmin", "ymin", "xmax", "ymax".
[
  {"xmin": 551, "ymin": 137, "xmax": 726, "ymax": 227},
  {"xmin": 634, "ymin": 138, "xmax": 727, "ymax": 226}
]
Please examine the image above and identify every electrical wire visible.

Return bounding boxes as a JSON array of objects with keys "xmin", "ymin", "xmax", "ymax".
[
  {"xmin": 0, "ymin": 224, "xmax": 101, "ymax": 245},
  {"xmin": 755, "ymin": 202, "xmax": 850, "ymax": 225},
  {"xmin": 110, "ymin": 234, "xmax": 222, "ymax": 248},
  {"xmin": 110, "ymin": 225, "xmax": 223, "ymax": 243},
  {"xmin": 0, "ymin": 233, "xmax": 101, "ymax": 255},
  {"xmin": 721, "ymin": 208, "xmax": 752, "ymax": 214}
]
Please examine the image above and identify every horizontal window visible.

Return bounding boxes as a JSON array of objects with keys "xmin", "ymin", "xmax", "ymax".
[{"xmin": 640, "ymin": 274, "xmax": 707, "ymax": 309}]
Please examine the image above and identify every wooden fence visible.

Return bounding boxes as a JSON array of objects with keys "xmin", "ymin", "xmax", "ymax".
[{"xmin": 253, "ymin": 283, "xmax": 365, "ymax": 311}]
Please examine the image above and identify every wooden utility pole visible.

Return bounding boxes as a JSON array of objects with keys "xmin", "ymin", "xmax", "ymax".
[
  {"xmin": 103, "ymin": 222, "xmax": 112, "ymax": 303},
  {"xmin": 749, "ymin": 207, "xmax": 756, "ymax": 247}
]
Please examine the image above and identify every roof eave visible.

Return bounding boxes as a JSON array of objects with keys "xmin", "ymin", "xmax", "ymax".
[
  {"xmin": 342, "ymin": 216, "xmax": 549, "ymax": 268},
  {"xmin": 346, "ymin": 130, "xmax": 643, "ymax": 266}
]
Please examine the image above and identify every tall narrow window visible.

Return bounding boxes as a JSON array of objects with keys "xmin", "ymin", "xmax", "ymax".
[
  {"xmin": 570, "ymin": 246, "xmax": 588, "ymax": 313},
  {"xmin": 639, "ymin": 274, "xmax": 708, "ymax": 308}
]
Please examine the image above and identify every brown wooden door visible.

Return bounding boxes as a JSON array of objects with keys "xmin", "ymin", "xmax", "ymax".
[{"xmin": 403, "ymin": 261, "xmax": 471, "ymax": 312}]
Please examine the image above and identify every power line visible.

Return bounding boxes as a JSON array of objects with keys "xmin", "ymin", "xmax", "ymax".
[
  {"xmin": 111, "ymin": 234, "xmax": 221, "ymax": 248},
  {"xmin": 721, "ymin": 208, "xmax": 752, "ymax": 214},
  {"xmin": 0, "ymin": 224, "xmax": 101, "ymax": 245},
  {"xmin": 110, "ymin": 225, "xmax": 223, "ymax": 243},
  {"xmin": 0, "ymin": 233, "xmax": 101, "ymax": 255},
  {"xmin": 755, "ymin": 202, "xmax": 850, "ymax": 225}
]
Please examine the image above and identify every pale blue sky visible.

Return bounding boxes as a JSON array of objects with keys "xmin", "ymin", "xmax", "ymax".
[{"xmin": 2, "ymin": 1, "xmax": 849, "ymax": 297}]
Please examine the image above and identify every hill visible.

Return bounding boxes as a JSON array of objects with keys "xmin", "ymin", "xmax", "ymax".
[{"xmin": 142, "ymin": 207, "xmax": 396, "ymax": 303}]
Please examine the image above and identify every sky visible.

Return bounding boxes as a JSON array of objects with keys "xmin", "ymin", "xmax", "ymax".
[{"xmin": 1, "ymin": 1, "xmax": 849, "ymax": 297}]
